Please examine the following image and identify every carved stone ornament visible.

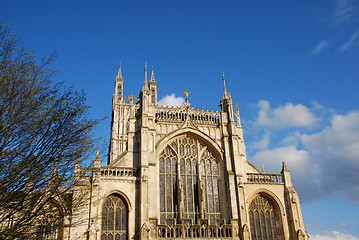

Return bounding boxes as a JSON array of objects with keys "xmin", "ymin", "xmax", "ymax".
[
  {"xmin": 242, "ymin": 223, "xmax": 249, "ymax": 233},
  {"xmin": 141, "ymin": 221, "xmax": 150, "ymax": 239},
  {"xmin": 297, "ymin": 229, "xmax": 306, "ymax": 240}
]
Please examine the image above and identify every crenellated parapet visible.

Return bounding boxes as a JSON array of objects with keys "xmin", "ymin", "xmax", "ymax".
[{"xmin": 155, "ymin": 106, "xmax": 221, "ymax": 126}]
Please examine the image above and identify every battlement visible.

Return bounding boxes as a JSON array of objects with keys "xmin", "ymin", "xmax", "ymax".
[{"xmin": 155, "ymin": 106, "xmax": 220, "ymax": 125}]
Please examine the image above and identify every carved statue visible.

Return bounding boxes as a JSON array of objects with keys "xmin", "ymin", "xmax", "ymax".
[
  {"xmin": 141, "ymin": 221, "xmax": 150, "ymax": 239},
  {"xmin": 242, "ymin": 223, "xmax": 249, "ymax": 233},
  {"xmin": 241, "ymin": 223, "xmax": 250, "ymax": 239}
]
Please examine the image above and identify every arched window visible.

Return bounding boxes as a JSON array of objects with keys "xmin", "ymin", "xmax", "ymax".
[
  {"xmin": 101, "ymin": 194, "xmax": 128, "ymax": 240},
  {"xmin": 36, "ymin": 200, "xmax": 63, "ymax": 240},
  {"xmin": 249, "ymin": 194, "xmax": 283, "ymax": 240},
  {"xmin": 159, "ymin": 135, "xmax": 220, "ymax": 225}
]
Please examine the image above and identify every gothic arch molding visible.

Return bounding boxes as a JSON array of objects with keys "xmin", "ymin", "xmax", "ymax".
[
  {"xmin": 157, "ymin": 132, "xmax": 223, "ymax": 225},
  {"xmin": 101, "ymin": 190, "xmax": 132, "ymax": 210},
  {"xmin": 246, "ymin": 188, "xmax": 284, "ymax": 214},
  {"xmin": 36, "ymin": 198, "xmax": 65, "ymax": 240},
  {"xmin": 48, "ymin": 197, "xmax": 66, "ymax": 218},
  {"xmin": 156, "ymin": 127, "xmax": 223, "ymax": 161},
  {"xmin": 100, "ymin": 191, "xmax": 130, "ymax": 240},
  {"xmin": 247, "ymin": 189, "xmax": 285, "ymax": 240}
]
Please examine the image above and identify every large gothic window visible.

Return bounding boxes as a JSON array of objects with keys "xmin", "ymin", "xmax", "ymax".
[
  {"xmin": 159, "ymin": 135, "xmax": 220, "ymax": 225},
  {"xmin": 249, "ymin": 194, "xmax": 283, "ymax": 240},
  {"xmin": 101, "ymin": 194, "xmax": 128, "ymax": 240}
]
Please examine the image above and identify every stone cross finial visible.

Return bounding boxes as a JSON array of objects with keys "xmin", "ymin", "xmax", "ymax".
[{"xmin": 183, "ymin": 89, "xmax": 191, "ymax": 104}]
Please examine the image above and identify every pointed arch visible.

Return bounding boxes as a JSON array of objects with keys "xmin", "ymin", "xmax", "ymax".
[
  {"xmin": 102, "ymin": 190, "xmax": 132, "ymax": 209},
  {"xmin": 247, "ymin": 190, "xmax": 284, "ymax": 240},
  {"xmin": 156, "ymin": 127, "xmax": 223, "ymax": 162},
  {"xmin": 101, "ymin": 193, "xmax": 129, "ymax": 240},
  {"xmin": 36, "ymin": 198, "xmax": 64, "ymax": 240},
  {"xmin": 157, "ymin": 131, "xmax": 222, "ymax": 225}
]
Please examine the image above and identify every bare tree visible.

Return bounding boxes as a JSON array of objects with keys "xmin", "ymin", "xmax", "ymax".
[{"xmin": 0, "ymin": 23, "xmax": 99, "ymax": 239}]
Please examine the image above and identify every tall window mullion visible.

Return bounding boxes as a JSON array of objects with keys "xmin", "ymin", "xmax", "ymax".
[
  {"xmin": 181, "ymin": 158, "xmax": 197, "ymax": 221},
  {"xmin": 159, "ymin": 146, "xmax": 178, "ymax": 223},
  {"xmin": 200, "ymin": 149, "xmax": 220, "ymax": 224},
  {"xmin": 249, "ymin": 195, "xmax": 282, "ymax": 240},
  {"xmin": 159, "ymin": 136, "xmax": 220, "ymax": 225},
  {"xmin": 101, "ymin": 195, "xmax": 128, "ymax": 240},
  {"xmin": 159, "ymin": 158, "xmax": 165, "ymax": 223}
]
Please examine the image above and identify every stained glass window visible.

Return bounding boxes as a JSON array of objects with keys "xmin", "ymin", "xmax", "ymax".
[
  {"xmin": 101, "ymin": 194, "xmax": 128, "ymax": 240},
  {"xmin": 249, "ymin": 194, "xmax": 283, "ymax": 240},
  {"xmin": 159, "ymin": 135, "xmax": 220, "ymax": 225}
]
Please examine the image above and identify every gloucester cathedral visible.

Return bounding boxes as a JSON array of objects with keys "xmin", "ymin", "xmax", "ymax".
[{"xmin": 70, "ymin": 66, "xmax": 308, "ymax": 240}]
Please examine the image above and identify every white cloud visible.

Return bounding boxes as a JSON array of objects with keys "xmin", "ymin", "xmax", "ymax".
[
  {"xmin": 247, "ymin": 100, "xmax": 359, "ymax": 203},
  {"xmin": 300, "ymin": 111, "xmax": 359, "ymax": 202},
  {"xmin": 251, "ymin": 146, "xmax": 310, "ymax": 177},
  {"xmin": 311, "ymin": 231, "xmax": 359, "ymax": 240},
  {"xmin": 158, "ymin": 94, "xmax": 185, "ymax": 107},
  {"xmin": 253, "ymin": 100, "xmax": 318, "ymax": 129},
  {"xmin": 337, "ymin": 29, "xmax": 359, "ymax": 52},
  {"xmin": 279, "ymin": 130, "xmax": 301, "ymax": 147},
  {"xmin": 333, "ymin": 0, "xmax": 355, "ymax": 25},
  {"xmin": 311, "ymin": 41, "xmax": 329, "ymax": 55},
  {"xmin": 250, "ymin": 134, "xmax": 270, "ymax": 150}
]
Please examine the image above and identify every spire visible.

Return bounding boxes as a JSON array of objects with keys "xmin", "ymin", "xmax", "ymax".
[
  {"xmin": 117, "ymin": 63, "xmax": 123, "ymax": 79},
  {"xmin": 235, "ymin": 103, "xmax": 240, "ymax": 116},
  {"xmin": 143, "ymin": 62, "xmax": 149, "ymax": 90},
  {"xmin": 222, "ymin": 72, "xmax": 230, "ymax": 99},
  {"xmin": 149, "ymin": 66, "xmax": 158, "ymax": 104},
  {"xmin": 235, "ymin": 103, "xmax": 242, "ymax": 126},
  {"xmin": 220, "ymin": 72, "xmax": 234, "ymax": 119},
  {"xmin": 113, "ymin": 64, "xmax": 124, "ymax": 104},
  {"xmin": 144, "ymin": 63, "xmax": 148, "ymax": 84},
  {"xmin": 150, "ymin": 66, "xmax": 156, "ymax": 82}
]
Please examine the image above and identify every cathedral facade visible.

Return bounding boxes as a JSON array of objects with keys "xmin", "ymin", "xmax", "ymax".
[{"xmin": 70, "ymin": 66, "xmax": 308, "ymax": 240}]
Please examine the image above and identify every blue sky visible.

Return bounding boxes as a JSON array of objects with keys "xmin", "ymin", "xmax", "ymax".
[{"xmin": 1, "ymin": 0, "xmax": 359, "ymax": 239}]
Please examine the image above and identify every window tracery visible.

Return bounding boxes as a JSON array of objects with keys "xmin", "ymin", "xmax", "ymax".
[
  {"xmin": 101, "ymin": 194, "xmax": 128, "ymax": 240},
  {"xmin": 159, "ymin": 135, "xmax": 220, "ymax": 225},
  {"xmin": 249, "ymin": 194, "xmax": 283, "ymax": 240},
  {"xmin": 36, "ymin": 201, "xmax": 62, "ymax": 240}
]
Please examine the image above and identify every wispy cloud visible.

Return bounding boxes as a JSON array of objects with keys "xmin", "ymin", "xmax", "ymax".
[
  {"xmin": 310, "ymin": 231, "xmax": 359, "ymax": 240},
  {"xmin": 333, "ymin": 0, "xmax": 355, "ymax": 25},
  {"xmin": 311, "ymin": 41, "xmax": 329, "ymax": 55},
  {"xmin": 337, "ymin": 29, "xmax": 359, "ymax": 52},
  {"xmin": 158, "ymin": 93, "xmax": 185, "ymax": 107},
  {"xmin": 306, "ymin": 221, "xmax": 351, "ymax": 231}
]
